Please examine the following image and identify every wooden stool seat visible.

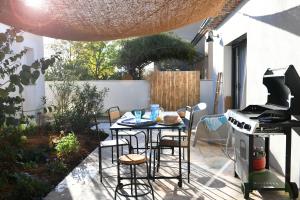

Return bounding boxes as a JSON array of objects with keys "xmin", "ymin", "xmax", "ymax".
[
  {"xmin": 160, "ymin": 130, "xmax": 188, "ymax": 137},
  {"xmin": 119, "ymin": 154, "xmax": 147, "ymax": 165},
  {"xmin": 159, "ymin": 139, "xmax": 188, "ymax": 147}
]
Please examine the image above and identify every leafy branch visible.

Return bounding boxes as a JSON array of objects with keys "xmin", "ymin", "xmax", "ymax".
[{"xmin": 0, "ymin": 28, "xmax": 59, "ymax": 127}]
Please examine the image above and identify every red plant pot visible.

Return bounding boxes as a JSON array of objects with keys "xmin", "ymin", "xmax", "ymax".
[{"xmin": 253, "ymin": 157, "xmax": 266, "ymax": 171}]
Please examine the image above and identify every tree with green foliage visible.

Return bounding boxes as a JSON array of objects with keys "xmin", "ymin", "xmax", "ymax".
[
  {"xmin": 155, "ymin": 58, "xmax": 199, "ymax": 71},
  {"xmin": 45, "ymin": 40, "xmax": 119, "ymax": 80},
  {"xmin": 45, "ymin": 40, "xmax": 91, "ymax": 81},
  {"xmin": 114, "ymin": 34, "xmax": 200, "ymax": 80},
  {"xmin": 0, "ymin": 28, "xmax": 58, "ymax": 127},
  {"xmin": 73, "ymin": 41, "xmax": 119, "ymax": 80}
]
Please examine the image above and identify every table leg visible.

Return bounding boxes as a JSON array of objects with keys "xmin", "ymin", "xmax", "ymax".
[
  {"xmin": 116, "ymin": 130, "xmax": 120, "ymax": 185},
  {"xmin": 148, "ymin": 129, "xmax": 153, "ymax": 179},
  {"xmin": 178, "ymin": 129, "xmax": 182, "ymax": 187}
]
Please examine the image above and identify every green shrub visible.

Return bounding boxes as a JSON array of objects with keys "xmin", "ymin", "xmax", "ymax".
[
  {"xmin": 46, "ymin": 159, "xmax": 67, "ymax": 175},
  {"xmin": 20, "ymin": 147, "xmax": 49, "ymax": 164},
  {"xmin": 23, "ymin": 161, "xmax": 38, "ymax": 169},
  {"xmin": 9, "ymin": 172, "xmax": 50, "ymax": 200},
  {"xmin": 18, "ymin": 124, "xmax": 38, "ymax": 135},
  {"xmin": 69, "ymin": 83, "xmax": 108, "ymax": 132},
  {"xmin": 55, "ymin": 132, "xmax": 80, "ymax": 158},
  {"xmin": 0, "ymin": 128, "xmax": 24, "ymax": 171},
  {"xmin": 49, "ymin": 82, "xmax": 108, "ymax": 133},
  {"xmin": 53, "ymin": 111, "xmax": 72, "ymax": 132}
]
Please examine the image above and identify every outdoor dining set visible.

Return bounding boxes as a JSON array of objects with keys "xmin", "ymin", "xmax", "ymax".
[{"xmin": 95, "ymin": 105, "xmax": 195, "ymax": 199}]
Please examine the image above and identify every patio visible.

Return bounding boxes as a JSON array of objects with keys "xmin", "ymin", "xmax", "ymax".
[
  {"xmin": 1, "ymin": 1, "xmax": 300, "ymax": 199},
  {"xmin": 45, "ymin": 123, "xmax": 291, "ymax": 200}
]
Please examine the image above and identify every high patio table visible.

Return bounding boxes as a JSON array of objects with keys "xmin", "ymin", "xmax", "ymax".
[{"xmin": 110, "ymin": 111, "xmax": 186, "ymax": 187}]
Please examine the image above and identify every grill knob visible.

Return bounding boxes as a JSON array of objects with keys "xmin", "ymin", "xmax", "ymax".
[
  {"xmin": 237, "ymin": 122, "xmax": 245, "ymax": 128},
  {"xmin": 228, "ymin": 117, "xmax": 233, "ymax": 121},
  {"xmin": 233, "ymin": 120, "xmax": 239, "ymax": 125},
  {"xmin": 244, "ymin": 124, "xmax": 251, "ymax": 131}
]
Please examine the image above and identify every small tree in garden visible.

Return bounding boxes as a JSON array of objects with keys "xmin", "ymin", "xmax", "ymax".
[
  {"xmin": 114, "ymin": 34, "xmax": 200, "ymax": 80},
  {"xmin": 49, "ymin": 81, "xmax": 109, "ymax": 133},
  {"xmin": 0, "ymin": 28, "xmax": 58, "ymax": 127}
]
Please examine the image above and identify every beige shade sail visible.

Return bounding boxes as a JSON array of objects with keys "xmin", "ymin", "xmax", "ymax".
[{"xmin": 0, "ymin": 0, "xmax": 229, "ymax": 41}]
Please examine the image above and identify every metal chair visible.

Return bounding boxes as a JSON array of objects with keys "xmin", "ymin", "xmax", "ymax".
[
  {"xmin": 156, "ymin": 106, "xmax": 194, "ymax": 183},
  {"xmin": 192, "ymin": 102, "xmax": 208, "ymax": 129},
  {"xmin": 93, "ymin": 114, "xmax": 131, "ymax": 183},
  {"xmin": 107, "ymin": 106, "xmax": 146, "ymax": 154},
  {"xmin": 193, "ymin": 114, "xmax": 229, "ymax": 146}
]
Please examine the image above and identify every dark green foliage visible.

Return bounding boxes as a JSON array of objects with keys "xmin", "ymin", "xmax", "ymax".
[
  {"xmin": 50, "ymin": 82, "xmax": 108, "ymax": 132},
  {"xmin": 114, "ymin": 34, "xmax": 200, "ymax": 79},
  {"xmin": 0, "ymin": 128, "xmax": 24, "ymax": 171},
  {"xmin": 0, "ymin": 28, "xmax": 59, "ymax": 127},
  {"xmin": 155, "ymin": 58, "xmax": 199, "ymax": 71},
  {"xmin": 46, "ymin": 159, "xmax": 67, "ymax": 175},
  {"xmin": 20, "ymin": 147, "xmax": 49, "ymax": 164},
  {"xmin": 22, "ymin": 161, "xmax": 38, "ymax": 169},
  {"xmin": 8, "ymin": 172, "xmax": 50, "ymax": 200},
  {"xmin": 0, "ymin": 127, "xmax": 49, "ymax": 178},
  {"xmin": 69, "ymin": 83, "xmax": 108, "ymax": 132},
  {"xmin": 0, "ymin": 128, "xmax": 47, "ymax": 199}
]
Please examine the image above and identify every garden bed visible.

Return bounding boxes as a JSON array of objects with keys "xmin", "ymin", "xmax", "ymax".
[{"xmin": 0, "ymin": 130, "xmax": 107, "ymax": 200}]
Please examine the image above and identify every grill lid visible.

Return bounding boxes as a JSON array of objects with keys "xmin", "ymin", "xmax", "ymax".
[{"xmin": 263, "ymin": 65, "xmax": 300, "ymax": 115}]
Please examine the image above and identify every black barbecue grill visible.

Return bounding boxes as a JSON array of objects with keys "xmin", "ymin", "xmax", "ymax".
[{"xmin": 226, "ymin": 65, "xmax": 300, "ymax": 199}]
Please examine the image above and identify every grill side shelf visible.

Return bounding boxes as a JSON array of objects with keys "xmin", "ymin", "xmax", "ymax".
[{"xmin": 258, "ymin": 120, "xmax": 300, "ymax": 128}]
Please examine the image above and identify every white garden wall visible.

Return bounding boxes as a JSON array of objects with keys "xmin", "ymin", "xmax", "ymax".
[
  {"xmin": 207, "ymin": 0, "xmax": 300, "ymax": 186},
  {"xmin": 46, "ymin": 80, "xmax": 209, "ymax": 114},
  {"xmin": 45, "ymin": 81, "xmax": 150, "ymax": 113},
  {"xmin": 200, "ymin": 80, "xmax": 214, "ymax": 114}
]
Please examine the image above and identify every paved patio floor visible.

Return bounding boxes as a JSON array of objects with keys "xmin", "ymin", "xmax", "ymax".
[{"xmin": 45, "ymin": 123, "xmax": 296, "ymax": 200}]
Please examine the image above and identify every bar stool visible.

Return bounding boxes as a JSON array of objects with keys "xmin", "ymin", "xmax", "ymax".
[
  {"xmin": 115, "ymin": 154, "xmax": 154, "ymax": 200},
  {"xmin": 92, "ymin": 113, "xmax": 131, "ymax": 183}
]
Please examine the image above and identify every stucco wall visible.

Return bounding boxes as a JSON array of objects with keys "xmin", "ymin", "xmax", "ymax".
[
  {"xmin": 200, "ymin": 80, "xmax": 214, "ymax": 114},
  {"xmin": 0, "ymin": 23, "xmax": 45, "ymax": 116},
  {"xmin": 46, "ymin": 80, "xmax": 208, "ymax": 114},
  {"xmin": 208, "ymin": 0, "xmax": 300, "ymax": 186},
  {"xmin": 45, "ymin": 81, "xmax": 150, "ymax": 112}
]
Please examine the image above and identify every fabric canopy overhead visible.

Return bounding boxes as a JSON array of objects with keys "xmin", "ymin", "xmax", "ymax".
[{"xmin": 0, "ymin": 0, "xmax": 228, "ymax": 41}]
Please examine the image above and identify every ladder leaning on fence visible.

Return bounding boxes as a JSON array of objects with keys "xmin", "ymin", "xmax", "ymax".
[{"xmin": 213, "ymin": 72, "xmax": 223, "ymax": 114}]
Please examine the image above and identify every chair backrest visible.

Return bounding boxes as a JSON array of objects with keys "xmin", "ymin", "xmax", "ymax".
[
  {"xmin": 196, "ymin": 102, "xmax": 207, "ymax": 111},
  {"xmin": 183, "ymin": 106, "xmax": 194, "ymax": 139},
  {"xmin": 192, "ymin": 102, "xmax": 208, "ymax": 128},
  {"xmin": 107, "ymin": 106, "xmax": 121, "ymax": 125}
]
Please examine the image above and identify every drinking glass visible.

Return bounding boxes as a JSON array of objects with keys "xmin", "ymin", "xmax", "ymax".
[
  {"xmin": 134, "ymin": 110, "xmax": 142, "ymax": 123},
  {"xmin": 150, "ymin": 104, "xmax": 159, "ymax": 121}
]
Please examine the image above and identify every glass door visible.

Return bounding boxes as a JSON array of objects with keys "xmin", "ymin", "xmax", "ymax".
[{"xmin": 232, "ymin": 39, "xmax": 247, "ymax": 109}]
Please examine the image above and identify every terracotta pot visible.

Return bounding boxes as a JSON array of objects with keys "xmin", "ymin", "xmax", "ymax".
[{"xmin": 253, "ymin": 157, "xmax": 266, "ymax": 171}]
